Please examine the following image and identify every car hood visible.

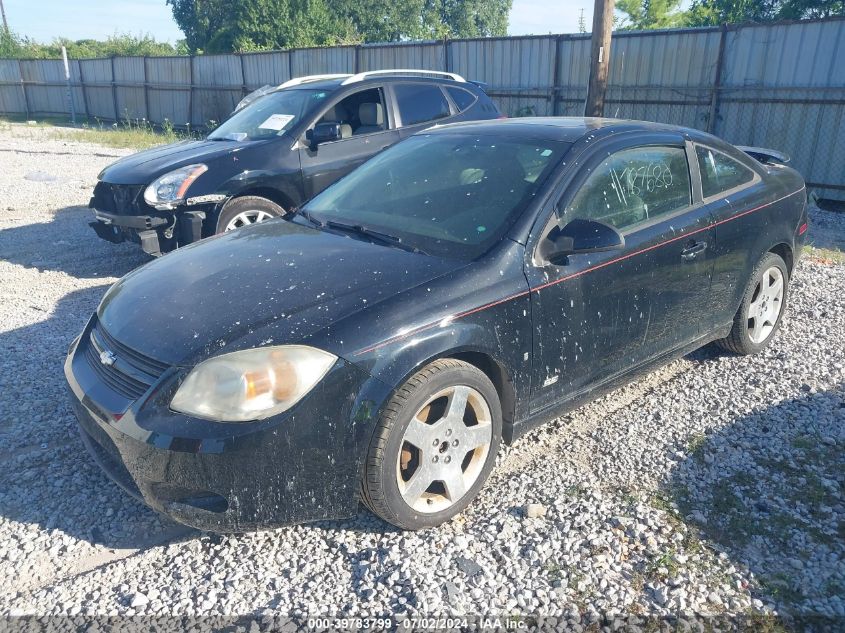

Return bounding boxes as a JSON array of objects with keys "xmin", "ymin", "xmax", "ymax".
[
  {"xmin": 98, "ymin": 138, "xmax": 249, "ymax": 184},
  {"xmin": 97, "ymin": 219, "xmax": 462, "ymax": 366}
]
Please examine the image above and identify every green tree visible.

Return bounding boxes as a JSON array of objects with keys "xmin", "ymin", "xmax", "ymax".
[
  {"xmin": 202, "ymin": 0, "xmax": 347, "ymax": 52},
  {"xmin": 774, "ymin": 0, "xmax": 844, "ymax": 18},
  {"xmin": 0, "ymin": 31, "xmax": 176, "ymax": 59},
  {"xmin": 618, "ymin": 0, "xmax": 843, "ymax": 28},
  {"xmin": 167, "ymin": 0, "xmax": 511, "ymax": 53},
  {"xmin": 616, "ymin": 0, "xmax": 688, "ymax": 29},
  {"xmin": 0, "ymin": 28, "xmax": 25, "ymax": 58},
  {"xmin": 685, "ymin": 0, "xmax": 782, "ymax": 25}
]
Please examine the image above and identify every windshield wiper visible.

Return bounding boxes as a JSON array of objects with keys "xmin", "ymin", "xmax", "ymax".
[
  {"xmin": 322, "ymin": 219, "xmax": 429, "ymax": 255},
  {"xmin": 294, "ymin": 208, "xmax": 322, "ymax": 228}
]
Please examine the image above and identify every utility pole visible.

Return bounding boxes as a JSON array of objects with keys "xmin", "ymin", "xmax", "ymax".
[
  {"xmin": 578, "ymin": 9, "xmax": 586, "ymax": 34},
  {"xmin": 0, "ymin": 0, "xmax": 9, "ymax": 33},
  {"xmin": 584, "ymin": 0, "xmax": 615, "ymax": 117}
]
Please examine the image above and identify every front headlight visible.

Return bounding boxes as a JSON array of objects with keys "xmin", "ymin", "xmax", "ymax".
[
  {"xmin": 143, "ymin": 164, "xmax": 208, "ymax": 210},
  {"xmin": 171, "ymin": 345, "xmax": 337, "ymax": 422}
]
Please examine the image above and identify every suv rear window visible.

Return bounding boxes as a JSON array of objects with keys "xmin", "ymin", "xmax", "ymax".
[
  {"xmin": 394, "ymin": 84, "xmax": 451, "ymax": 126},
  {"xmin": 446, "ymin": 87, "xmax": 477, "ymax": 112}
]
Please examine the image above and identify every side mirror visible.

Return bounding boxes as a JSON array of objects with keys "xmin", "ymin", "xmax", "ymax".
[
  {"xmin": 306, "ymin": 122, "xmax": 341, "ymax": 147},
  {"xmin": 540, "ymin": 218, "xmax": 625, "ymax": 264}
]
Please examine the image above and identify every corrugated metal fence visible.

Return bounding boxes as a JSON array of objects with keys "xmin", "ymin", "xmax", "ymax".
[{"xmin": 0, "ymin": 18, "xmax": 843, "ymax": 199}]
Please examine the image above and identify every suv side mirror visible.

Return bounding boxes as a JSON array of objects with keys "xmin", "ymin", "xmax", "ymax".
[
  {"xmin": 540, "ymin": 218, "xmax": 625, "ymax": 264},
  {"xmin": 306, "ymin": 122, "xmax": 342, "ymax": 147}
]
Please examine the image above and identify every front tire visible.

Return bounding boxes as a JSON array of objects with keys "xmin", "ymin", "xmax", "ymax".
[
  {"xmin": 216, "ymin": 196, "xmax": 285, "ymax": 234},
  {"xmin": 716, "ymin": 251, "xmax": 789, "ymax": 355},
  {"xmin": 361, "ymin": 359, "xmax": 502, "ymax": 530}
]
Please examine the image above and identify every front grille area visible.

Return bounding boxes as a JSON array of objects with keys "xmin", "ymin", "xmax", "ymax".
[
  {"xmin": 90, "ymin": 182, "xmax": 146, "ymax": 216},
  {"xmin": 83, "ymin": 320, "xmax": 169, "ymax": 400}
]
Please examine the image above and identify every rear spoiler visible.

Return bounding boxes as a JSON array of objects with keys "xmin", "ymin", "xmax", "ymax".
[
  {"xmin": 468, "ymin": 80, "xmax": 490, "ymax": 93},
  {"xmin": 737, "ymin": 146, "xmax": 790, "ymax": 165}
]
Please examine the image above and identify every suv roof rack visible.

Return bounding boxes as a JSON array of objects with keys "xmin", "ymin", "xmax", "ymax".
[
  {"xmin": 278, "ymin": 74, "xmax": 353, "ymax": 89},
  {"xmin": 341, "ymin": 69, "xmax": 466, "ymax": 85}
]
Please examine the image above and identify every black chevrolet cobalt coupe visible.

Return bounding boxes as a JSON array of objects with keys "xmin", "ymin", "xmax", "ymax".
[{"xmin": 66, "ymin": 118, "xmax": 808, "ymax": 531}]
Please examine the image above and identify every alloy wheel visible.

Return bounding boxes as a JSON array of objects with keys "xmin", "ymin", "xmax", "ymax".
[
  {"xmin": 747, "ymin": 265, "xmax": 784, "ymax": 344},
  {"xmin": 224, "ymin": 210, "xmax": 274, "ymax": 231},
  {"xmin": 396, "ymin": 385, "xmax": 493, "ymax": 513}
]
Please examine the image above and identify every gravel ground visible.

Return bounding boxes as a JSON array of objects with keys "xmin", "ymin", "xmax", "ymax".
[{"xmin": 0, "ymin": 123, "xmax": 844, "ymax": 625}]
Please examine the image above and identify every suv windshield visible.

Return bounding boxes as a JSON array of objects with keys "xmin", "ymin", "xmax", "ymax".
[
  {"xmin": 208, "ymin": 89, "xmax": 329, "ymax": 141},
  {"xmin": 302, "ymin": 133, "xmax": 568, "ymax": 259}
]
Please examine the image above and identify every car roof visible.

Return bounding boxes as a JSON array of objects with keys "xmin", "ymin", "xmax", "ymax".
[{"xmin": 422, "ymin": 117, "xmax": 697, "ymax": 143}]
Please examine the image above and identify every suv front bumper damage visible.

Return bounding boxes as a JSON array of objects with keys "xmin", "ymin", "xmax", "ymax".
[
  {"xmin": 90, "ymin": 208, "xmax": 206, "ymax": 257},
  {"xmin": 89, "ymin": 182, "xmax": 210, "ymax": 257}
]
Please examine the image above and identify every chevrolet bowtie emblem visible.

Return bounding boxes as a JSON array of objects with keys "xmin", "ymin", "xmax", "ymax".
[{"xmin": 99, "ymin": 350, "xmax": 117, "ymax": 366}]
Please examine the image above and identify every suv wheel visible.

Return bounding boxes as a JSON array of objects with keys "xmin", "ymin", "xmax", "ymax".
[
  {"xmin": 361, "ymin": 359, "xmax": 501, "ymax": 530},
  {"xmin": 217, "ymin": 196, "xmax": 285, "ymax": 233}
]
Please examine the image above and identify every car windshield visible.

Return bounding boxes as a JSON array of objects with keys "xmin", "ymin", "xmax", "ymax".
[
  {"xmin": 302, "ymin": 133, "xmax": 568, "ymax": 259},
  {"xmin": 208, "ymin": 89, "xmax": 329, "ymax": 141}
]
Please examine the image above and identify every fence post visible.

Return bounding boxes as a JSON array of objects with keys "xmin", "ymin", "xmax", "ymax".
[
  {"xmin": 707, "ymin": 23, "xmax": 728, "ymax": 134},
  {"xmin": 110, "ymin": 56, "xmax": 119, "ymax": 122},
  {"xmin": 17, "ymin": 59, "xmax": 29, "ymax": 119},
  {"xmin": 78, "ymin": 59, "xmax": 91, "ymax": 120},
  {"xmin": 443, "ymin": 36, "xmax": 450, "ymax": 72},
  {"xmin": 551, "ymin": 35, "xmax": 563, "ymax": 116},
  {"xmin": 238, "ymin": 52, "xmax": 247, "ymax": 96},
  {"xmin": 188, "ymin": 54, "xmax": 194, "ymax": 127},
  {"xmin": 354, "ymin": 44, "xmax": 361, "ymax": 73},
  {"xmin": 142, "ymin": 55, "xmax": 150, "ymax": 122}
]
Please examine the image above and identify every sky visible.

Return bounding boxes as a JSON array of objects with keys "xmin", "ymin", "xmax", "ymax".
[{"xmin": 3, "ymin": 0, "xmax": 593, "ymax": 43}]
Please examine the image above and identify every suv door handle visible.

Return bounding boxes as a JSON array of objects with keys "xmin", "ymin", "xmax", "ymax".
[{"xmin": 681, "ymin": 241, "xmax": 708, "ymax": 261}]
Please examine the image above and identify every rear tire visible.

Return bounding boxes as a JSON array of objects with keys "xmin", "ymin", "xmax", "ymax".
[
  {"xmin": 361, "ymin": 359, "xmax": 501, "ymax": 530},
  {"xmin": 715, "ymin": 252, "xmax": 789, "ymax": 355},
  {"xmin": 216, "ymin": 196, "xmax": 285, "ymax": 234}
]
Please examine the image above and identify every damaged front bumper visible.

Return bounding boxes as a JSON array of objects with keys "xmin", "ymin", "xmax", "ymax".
[
  {"xmin": 64, "ymin": 319, "xmax": 386, "ymax": 532},
  {"xmin": 88, "ymin": 182, "xmax": 214, "ymax": 256},
  {"xmin": 89, "ymin": 208, "xmax": 208, "ymax": 257}
]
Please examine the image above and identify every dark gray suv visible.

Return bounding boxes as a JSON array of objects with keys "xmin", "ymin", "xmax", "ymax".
[{"xmin": 89, "ymin": 70, "xmax": 502, "ymax": 256}]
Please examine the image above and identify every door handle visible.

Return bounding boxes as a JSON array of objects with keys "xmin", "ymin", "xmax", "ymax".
[{"xmin": 681, "ymin": 241, "xmax": 708, "ymax": 261}]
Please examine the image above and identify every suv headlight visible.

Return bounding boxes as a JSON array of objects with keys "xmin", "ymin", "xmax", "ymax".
[
  {"xmin": 171, "ymin": 345, "xmax": 337, "ymax": 422},
  {"xmin": 144, "ymin": 164, "xmax": 208, "ymax": 210}
]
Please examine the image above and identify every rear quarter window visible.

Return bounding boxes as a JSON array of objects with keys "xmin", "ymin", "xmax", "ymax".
[
  {"xmin": 446, "ymin": 87, "xmax": 478, "ymax": 112},
  {"xmin": 696, "ymin": 146, "xmax": 757, "ymax": 198},
  {"xmin": 394, "ymin": 84, "xmax": 451, "ymax": 126}
]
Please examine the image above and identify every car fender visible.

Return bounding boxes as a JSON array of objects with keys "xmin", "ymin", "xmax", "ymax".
[
  {"xmin": 720, "ymin": 184, "xmax": 805, "ymax": 319},
  {"xmin": 340, "ymin": 296, "xmax": 532, "ymax": 445},
  {"xmin": 343, "ymin": 327, "xmax": 526, "ymax": 491},
  {"xmin": 216, "ymin": 169, "xmax": 303, "ymax": 207}
]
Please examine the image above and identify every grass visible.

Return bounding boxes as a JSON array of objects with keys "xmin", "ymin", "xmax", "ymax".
[
  {"xmin": 646, "ymin": 548, "xmax": 681, "ymax": 580},
  {"xmin": 804, "ymin": 244, "xmax": 845, "ymax": 265},
  {"xmin": 0, "ymin": 112, "xmax": 210, "ymax": 150},
  {"xmin": 543, "ymin": 560, "xmax": 564, "ymax": 581},
  {"xmin": 687, "ymin": 432, "xmax": 708, "ymax": 461}
]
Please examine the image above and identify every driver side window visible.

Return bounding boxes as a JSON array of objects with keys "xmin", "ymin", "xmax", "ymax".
[
  {"xmin": 562, "ymin": 146, "xmax": 691, "ymax": 232},
  {"xmin": 315, "ymin": 87, "xmax": 387, "ymax": 139}
]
